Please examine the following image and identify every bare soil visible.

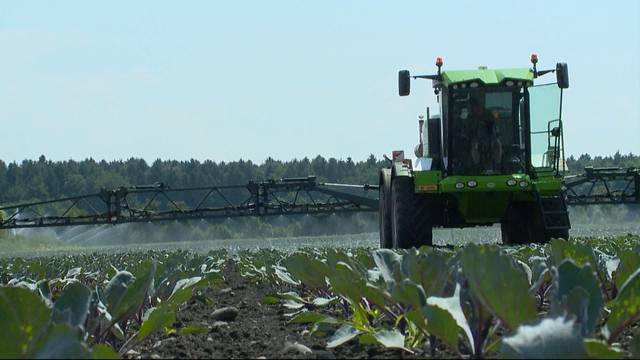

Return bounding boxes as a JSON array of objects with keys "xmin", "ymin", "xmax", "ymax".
[
  {"xmin": 129, "ymin": 262, "xmax": 638, "ymax": 359},
  {"xmin": 131, "ymin": 263, "xmax": 427, "ymax": 359}
]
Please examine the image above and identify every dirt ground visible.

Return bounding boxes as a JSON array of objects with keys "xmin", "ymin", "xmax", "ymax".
[
  {"xmin": 130, "ymin": 263, "xmax": 428, "ymax": 359},
  {"xmin": 129, "ymin": 262, "xmax": 638, "ymax": 359}
]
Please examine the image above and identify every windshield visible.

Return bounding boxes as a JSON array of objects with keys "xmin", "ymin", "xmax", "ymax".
[{"xmin": 449, "ymin": 87, "xmax": 526, "ymax": 175}]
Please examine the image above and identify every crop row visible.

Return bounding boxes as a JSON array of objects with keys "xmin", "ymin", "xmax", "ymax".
[
  {"xmin": 0, "ymin": 249, "xmax": 227, "ymax": 358},
  {"xmin": 236, "ymin": 235, "xmax": 640, "ymax": 358}
]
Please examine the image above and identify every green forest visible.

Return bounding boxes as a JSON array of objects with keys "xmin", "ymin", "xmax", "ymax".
[
  {"xmin": 0, "ymin": 152, "xmax": 638, "ymax": 204},
  {"xmin": 0, "ymin": 152, "xmax": 637, "ymax": 245}
]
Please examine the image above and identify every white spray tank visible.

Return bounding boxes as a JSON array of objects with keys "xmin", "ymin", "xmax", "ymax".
[{"xmin": 414, "ymin": 108, "xmax": 433, "ymax": 171}]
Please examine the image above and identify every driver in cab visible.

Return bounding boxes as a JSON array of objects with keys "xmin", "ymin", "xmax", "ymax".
[{"xmin": 464, "ymin": 96, "xmax": 503, "ymax": 173}]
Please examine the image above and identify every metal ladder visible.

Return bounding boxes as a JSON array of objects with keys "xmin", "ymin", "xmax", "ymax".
[{"xmin": 536, "ymin": 194, "xmax": 571, "ymax": 231}]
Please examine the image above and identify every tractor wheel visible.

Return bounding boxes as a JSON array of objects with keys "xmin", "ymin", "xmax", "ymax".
[
  {"xmin": 528, "ymin": 205, "xmax": 549, "ymax": 244},
  {"xmin": 379, "ymin": 170, "xmax": 393, "ymax": 249},
  {"xmin": 413, "ymin": 194, "xmax": 433, "ymax": 247},
  {"xmin": 548, "ymin": 228, "xmax": 570, "ymax": 242},
  {"xmin": 501, "ymin": 203, "xmax": 530, "ymax": 245},
  {"xmin": 391, "ymin": 176, "xmax": 417, "ymax": 249}
]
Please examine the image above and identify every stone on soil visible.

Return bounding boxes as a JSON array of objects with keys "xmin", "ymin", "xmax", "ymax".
[
  {"xmin": 211, "ymin": 306, "xmax": 239, "ymax": 322},
  {"xmin": 281, "ymin": 342, "xmax": 313, "ymax": 355}
]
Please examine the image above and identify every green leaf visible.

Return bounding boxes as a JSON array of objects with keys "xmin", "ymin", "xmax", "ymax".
[
  {"xmin": 0, "ymin": 287, "xmax": 50, "ymax": 357},
  {"xmin": 137, "ymin": 305, "xmax": 176, "ymax": 342},
  {"xmin": 362, "ymin": 283, "xmax": 387, "ymax": 309},
  {"xmin": 554, "ymin": 260, "xmax": 603, "ymax": 335},
  {"xmin": 516, "ymin": 260, "xmax": 533, "ymax": 285},
  {"xmin": 373, "ymin": 329, "xmax": 406, "ymax": 350},
  {"xmin": 53, "ymin": 282, "xmax": 92, "ymax": 328},
  {"xmin": 372, "ymin": 249, "xmax": 403, "ymax": 289},
  {"xmin": 288, "ymin": 311, "xmax": 336, "ymax": 325},
  {"xmin": 283, "ymin": 253, "xmax": 328, "ymax": 289},
  {"xmin": 358, "ymin": 333, "xmax": 378, "ymax": 345},
  {"xmin": 311, "ymin": 297, "xmax": 336, "ymax": 307},
  {"xmin": 603, "ymin": 268, "xmax": 640, "ymax": 342},
  {"xmin": 170, "ymin": 276, "xmax": 202, "ymax": 297},
  {"xmin": 327, "ymin": 262, "xmax": 365, "ymax": 305},
  {"xmin": 326, "ymin": 325, "xmax": 361, "ymax": 348},
  {"xmin": 614, "ymin": 250, "xmax": 640, "ymax": 291},
  {"xmin": 391, "ymin": 279, "xmax": 426, "ymax": 309},
  {"xmin": 111, "ymin": 262, "xmax": 156, "ymax": 323},
  {"xmin": 405, "ymin": 309, "xmax": 427, "ymax": 333},
  {"xmin": 261, "ymin": 295, "xmax": 279, "ymax": 305},
  {"xmin": 167, "ymin": 276, "xmax": 206, "ymax": 308},
  {"xmin": 103, "ymin": 270, "xmax": 134, "ymax": 310},
  {"xmin": 310, "ymin": 321, "xmax": 337, "ymax": 337},
  {"xmin": 550, "ymin": 239, "xmax": 598, "ymax": 268},
  {"xmin": 110, "ymin": 323, "xmax": 125, "ymax": 341},
  {"xmin": 179, "ymin": 325, "xmax": 208, "ymax": 335},
  {"xmin": 583, "ymin": 339, "xmax": 625, "ymax": 359},
  {"xmin": 550, "ymin": 239, "xmax": 607, "ymax": 291},
  {"xmin": 500, "ymin": 316, "xmax": 587, "ymax": 358},
  {"xmin": 273, "ymin": 266, "xmax": 300, "ymax": 286},
  {"xmin": 400, "ymin": 250, "xmax": 449, "ymax": 297},
  {"xmin": 283, "ymin": 299, "xmax": 305, "ymax": 309},
  {"xmin": 30, "ymin": 323, "xmax": 90, "ymax": 359},
  {"xmin": 461, "ymin": 244, "xmax": 537, "ymax": 330},
  {"xmin": 277, "ymin": 291, "xmax": 306, "ymax": 303},
  {"xmin": 426, "ymin": 284, "xmax": 474, "ymax": 354},
  {"xmin": 90, "ymin": 344, "xmax": 120, "ymax": 359},
  {"xmin": 36, "ymin": 279, "xmax": 51, "ymax": 303},
  {"xmin": 65, "ymin": 267, "xmax": 82, "ymax": 278},
  {"xmin": 421, "ymin": 304, "xmax": 460, "ymax": 351}
]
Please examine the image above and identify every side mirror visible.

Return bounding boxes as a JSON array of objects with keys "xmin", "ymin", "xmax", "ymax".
[
  {"xmin": 556, "ymin": 63, "xmax": 569, "ymax": 89},
  {"xmin": 399, "ymin": 70, "xmax": 410, "ymax": 96}
]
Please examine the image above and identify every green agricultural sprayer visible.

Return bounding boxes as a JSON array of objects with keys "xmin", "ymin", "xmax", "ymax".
[{"xmin": 379, "ymin": 54, "xmax": 572, "ymax": 248}]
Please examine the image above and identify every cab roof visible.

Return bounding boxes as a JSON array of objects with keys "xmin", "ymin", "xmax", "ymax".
[{"xmin": 441, "ymin": 68, "xmax": 533, "ymax": 86}]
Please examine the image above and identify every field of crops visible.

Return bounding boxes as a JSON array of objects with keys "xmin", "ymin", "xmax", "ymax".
[{"xmin": 1, "ymin": 234, "xmax": 639, "ymax": 358}]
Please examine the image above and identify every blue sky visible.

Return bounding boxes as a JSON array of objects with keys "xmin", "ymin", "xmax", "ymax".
[{"xmin": 1, "ymin": 1, "xmax": 638, "ymax": 164}]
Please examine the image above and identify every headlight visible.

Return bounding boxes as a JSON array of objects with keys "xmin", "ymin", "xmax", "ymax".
[
  {"xmin": 467, "ymin": 180, "xmax": 478, "ymax": 188},
  {"xmin": 455, "ymin": 182, "xmax": 465, "ymax": 189},
  {"xmin": 506, "ymin": 179, "xmax": 517, "ymax": 186},
  {"xmin": 519, "ymin": 180, "xmax": 529, "ymax": 188}
]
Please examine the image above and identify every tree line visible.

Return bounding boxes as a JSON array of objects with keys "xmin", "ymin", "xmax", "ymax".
[
  {"xmin": 566, "ymin": 152, "xmax": 640, "ymax": 174},
  {"xmin": 0, "ymin": 155, "xmax": 384, "ymax": 204},
  {"xmin": 0, "ymin": 152, "xmax": 637, "ymax": 204}
]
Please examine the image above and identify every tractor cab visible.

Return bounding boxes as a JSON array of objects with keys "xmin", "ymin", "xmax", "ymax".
[
  {"xmin": 446, "ymin": 75, "xmax": 528, "ymax": 176},
  {"xmin": 400, "ymin": 55, "xmax": 569, "ymax": 180},
  {"xmin": 380, "ymin": 54, "xmax": 571, "ymax": 249}
]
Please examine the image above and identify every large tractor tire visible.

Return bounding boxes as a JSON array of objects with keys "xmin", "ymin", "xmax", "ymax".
[
  {"xmin": 501, "ymin": 203, "xmax": 530, "ymax": 245},
  {"xmin": 379, "ymin": 169, "xmax": 393, "ymax": 249},
  {"xmin": 413, "ymin": 194, "xmax": 433, "ymax": 247},
  {"xmin": 390, "ymin": 176, "xmax": 433, "ymax": 248},
  {"xmin": 528, "ymin": 205, "xmax": 550, "ymax": 244},
  {"xmin": 391, "ymin": 176, "xmax": 417, "ymax": 249}
]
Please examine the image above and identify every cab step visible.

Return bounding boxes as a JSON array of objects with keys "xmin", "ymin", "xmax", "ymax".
[{"xmin": 537, "ymin": 194, "xmax": 571, "ymax": 231}]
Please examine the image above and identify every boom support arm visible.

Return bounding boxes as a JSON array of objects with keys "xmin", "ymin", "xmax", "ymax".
[{"xmin": 0, "ymin": 177, "xmax": 379, "ymax": 230}]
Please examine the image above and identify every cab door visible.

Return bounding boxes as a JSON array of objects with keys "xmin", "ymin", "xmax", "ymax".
[{"xmin": 528, "ymin": 83, "xmax": 566, "ymax": 175}]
